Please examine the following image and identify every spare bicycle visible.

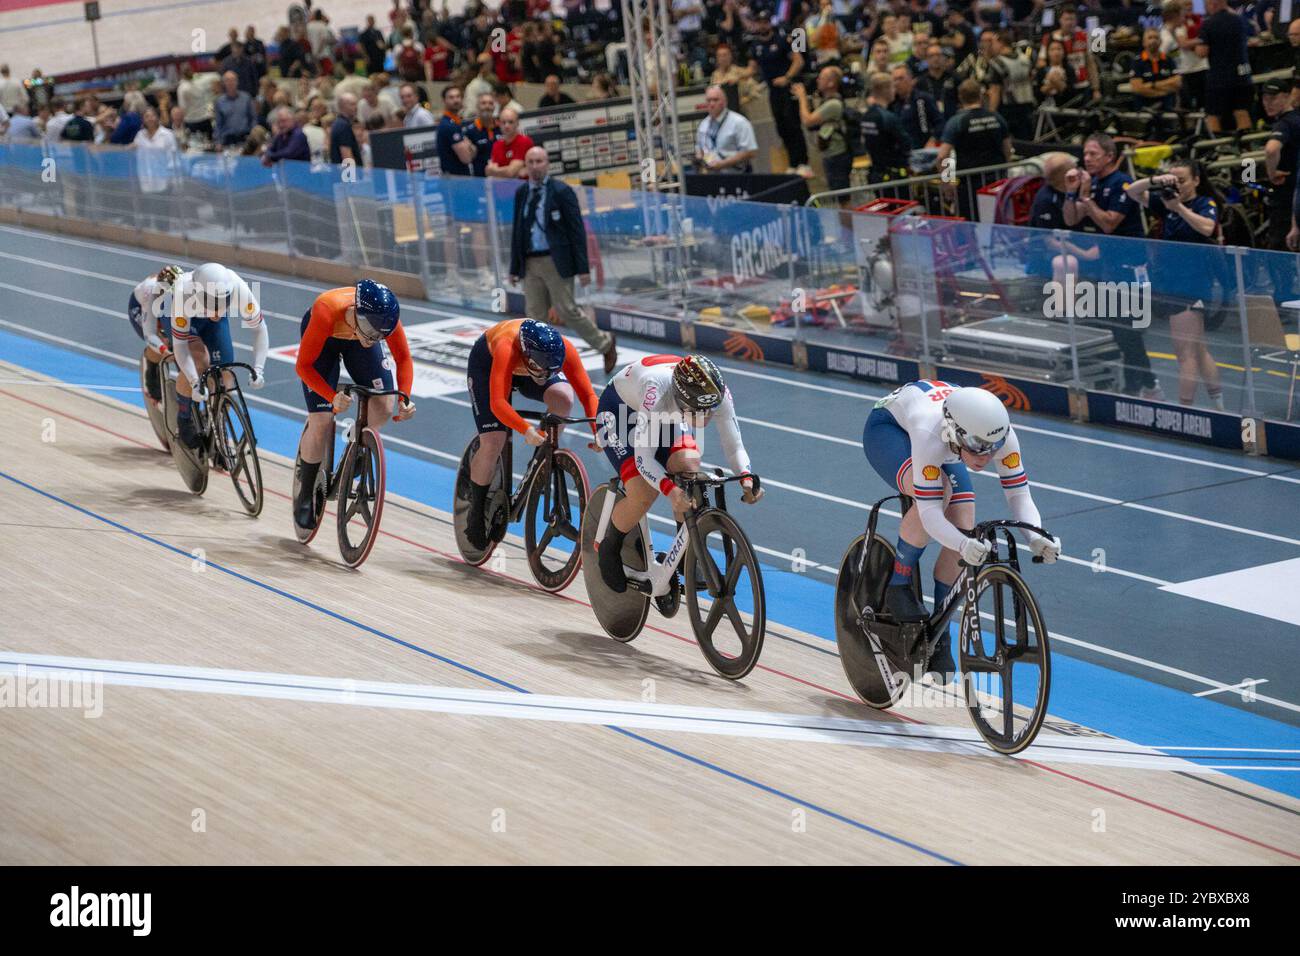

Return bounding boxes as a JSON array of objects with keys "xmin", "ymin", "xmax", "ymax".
[{"xmin": 834, "ymin": 494, "xmax": 1054, "ymax": 754}]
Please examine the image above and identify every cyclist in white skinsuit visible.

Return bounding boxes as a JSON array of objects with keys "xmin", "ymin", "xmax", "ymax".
[
  {"xmin": 127, "ymin": 265, "xmax": 184, "ymax": 402},
  {"xmin": 594, "ymin": 354, "xmax": 762, "ymax": 592},
  {"xmin": 864, "ymin": 381, "xmax": 1061, "ymax": 681}
]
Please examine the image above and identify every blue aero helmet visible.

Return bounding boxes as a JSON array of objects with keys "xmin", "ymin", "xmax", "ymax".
[
  {"xmin": 518, "ymin": 319, "xmax": 566, "ymax": 376},
  {"xmin": 354, "ymin": 279, "xmax": 401, "ymax": 340}
]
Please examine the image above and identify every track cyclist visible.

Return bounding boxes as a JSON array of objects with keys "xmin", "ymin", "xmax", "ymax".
[
  {"xmin": 863, "ymin": 381, "xmax": 1060, "ymax": 681},
  {"xmin": 128, "ymin": 263, "xmax": 185, "ymax": 402},
  {"xmin": 463, "ymin": 317, "xmax": 599, "ymax": 549},
  {"xmin": 170, "ymin": 263, "xmax": 269, "ymax": 449},
  {"xmin": 293, "ymin": 279, "xmax": 417, "ymax": 529},
  {"xmin": 594, "ymin": 354, "xmax": 763, "ymax": 593}
]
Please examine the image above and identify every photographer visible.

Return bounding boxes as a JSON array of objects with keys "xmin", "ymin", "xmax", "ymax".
[
  {"xmin": 794, "ymin": 66, "xmax": 852, "ymax": 198},
  {"xmin": 1063, "ymin": 133, "xmax": 1159, "ymax": 398},
  {"xmin": 1129, "ymin": 162, "xmax": 1227, "ymax": 409}
]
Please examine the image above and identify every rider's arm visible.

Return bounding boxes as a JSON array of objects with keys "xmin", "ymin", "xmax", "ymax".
[
  {"xmin": 248, "ymin": 320, "xmax": 269, "ymax": 373},
  {"xmin": 237, "ymin": 281, "xmax": 269, "ymax": 372},
  {"xmin": 559, "ymin": 340, "xmax": 599, "ymax": 433},
  {"xmin": 386, "ymin": 322, "xmax": 415, "ymax": 398},
  {"xmin": 141, "ymin": 297, "xmax": 163, "ymax": 350},
  {"xmin": 993, "ymin": 431, "xmax": 1045, "ymax": 534},
  {"xmin": 631, "ymin": 420, "xmax": 675, "ymax": 496},
  {"xmin": 172, "ymin": 335, "xmax": 200, "ymax": 388},
  {"xmin": 488, "ymin": 337, "xmax": 532, "ymax": 435},
  {"xmin": 711, "ymin": 387, "xmax": 753, "ymax": 477},
  {"xmin": 910, "ymin": 450, "xmax": 971, "ymax": 553},
  {"xmin": 295, "ymin": 302, "xmax": 338, "ymax": 401}
]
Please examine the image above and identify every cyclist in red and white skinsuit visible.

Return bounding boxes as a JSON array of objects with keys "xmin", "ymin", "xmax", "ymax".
[{"xmin": 594, "ymin": 354, "xmax": 762, "ymax": 592}]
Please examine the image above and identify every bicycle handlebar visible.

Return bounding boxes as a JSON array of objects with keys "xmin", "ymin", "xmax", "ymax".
[
  {"xmin": 673, "ymin": 470, "xmax": 761, "ymax": 493},
  {"xmin": 341, "ymin": 384, "xmax": 411, "ymax": 405},
  {"xmin": 201, "ymin": 361, "xmax": 256, "ymax": 382},
  {"xmin": 517, "ymin": 410, "xmax": 598, "ymax": 428}
]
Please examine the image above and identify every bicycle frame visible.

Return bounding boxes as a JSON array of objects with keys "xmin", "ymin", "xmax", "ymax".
[
  {"xmin": 591, "ymin": 472, "xmax": 747, "ymax": 599},
  {"xmin": 501, "ymin": 411, "xmax": 595, "ymax": 525},
  {"xmin": 591, "ymin": 487, "xmax": 689, "ymax": 599},
  {"xmin": 856, "ymin": 494, "xmax": 1050, "ymax": 676}
]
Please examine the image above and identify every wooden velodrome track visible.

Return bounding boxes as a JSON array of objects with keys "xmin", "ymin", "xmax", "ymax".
[{"xmin": 1, "ymin": 359, "xmax": 1297, "ymax": 865}]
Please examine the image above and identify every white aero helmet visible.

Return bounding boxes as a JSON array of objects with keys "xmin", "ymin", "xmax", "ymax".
[
  {"xmin": 942, "ymin": 387, "xmax": 1010, "ymax": 455},
  {"xmin": 192, "ymin": 262, "xmax": 235, "ymax": 315}
]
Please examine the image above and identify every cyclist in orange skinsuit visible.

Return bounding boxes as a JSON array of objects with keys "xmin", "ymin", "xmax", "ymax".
[
  {"xmin": 463, "ymin": 317, "xmax": 599, "ymax": 548},
  {"xmin": 292, "ymin": 281, "xmax": 416, "ymax": 529}
]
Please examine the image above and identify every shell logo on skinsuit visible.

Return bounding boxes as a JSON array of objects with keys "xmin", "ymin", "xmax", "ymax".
[
  {"xmin": 922, "ymin": 465, "xmax": 942, "ymax": 481},
  {"xmin": 1001, "ymin": 452, "xmax": 1021, "ymax": 470},
  {"xmin": 173, "ymin": 314, "xmax": 189, "ymax": 331}
]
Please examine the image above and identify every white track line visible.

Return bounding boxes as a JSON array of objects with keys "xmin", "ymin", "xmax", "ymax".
[
  {"xmin": 1, "ymin": 350, "xmax": 1294, "ymax": 713},
  {"xmin": 3, "ymin": 653, "xmax": 1288, "ymax": 772}
]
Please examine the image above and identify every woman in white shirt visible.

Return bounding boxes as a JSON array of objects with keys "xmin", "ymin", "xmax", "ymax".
[{"xmin": 132, "ymin": 107, "xmax": 178, "ymax": 229}]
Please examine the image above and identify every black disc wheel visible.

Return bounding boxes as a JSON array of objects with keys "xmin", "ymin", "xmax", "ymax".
[
  {"xmin": 579, "ymin": 483, "xmax": 650, "ymax": 642},
  {"xmin": 453, "ymin": 435, "xmax": 509, "ymax": 566},
  {"xmin": 141, "ymin": 353, "xmax": 170, "ymax": 451},
  {"xmin": 833, "ymin": 533, "xmax": 918, "ymax": 709}
]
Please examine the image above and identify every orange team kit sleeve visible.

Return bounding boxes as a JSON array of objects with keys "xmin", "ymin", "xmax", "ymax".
[
  {"xmin": 296, "ymin": 292, "xmax": 346, "ymax": 402},
  {"xmin": 487, "ymin": 329, "xmax": 532, "ymax": 435},
  {"xmin": 559, "ymin": 340, "xmax": 599, "ymax": 434},
  {"xmin": 296, "ymin": 288, "xmax": 415, "ymax": 403}
]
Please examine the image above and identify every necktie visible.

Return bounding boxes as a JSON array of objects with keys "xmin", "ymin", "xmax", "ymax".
[{"xmin": 524, "ymin": 185, "xmax": 541, "ymax": 250}]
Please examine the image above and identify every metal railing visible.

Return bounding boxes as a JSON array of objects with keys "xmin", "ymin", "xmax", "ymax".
[{"xmin": 806, "ymin": 159, "xmax": 1032, "ymax": 211}]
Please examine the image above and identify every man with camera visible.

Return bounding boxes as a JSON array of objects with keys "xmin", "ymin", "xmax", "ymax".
[{"xmin": 793, "ymin": 66, "xmax": 853, "ymax": 197}]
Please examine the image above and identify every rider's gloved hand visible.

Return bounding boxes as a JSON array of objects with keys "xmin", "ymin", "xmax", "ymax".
[
  {"xmin": 523, "ymin": 425, "xmax": 546, "ymax": 446},
  {"xmin": 394, "ymin": 401, "xmax": 416, "ymax": 422},
  {"xmin": 667, "ymin": 485, "xmax": 689, "ymax": 514},
  {"xmin": 331, "ymin": 391, "xmax": 353, "ymax": 414},
  {"xmin": 959, "ymin": 534, "xmax": 992, "ymax": 567},
  {"xmin": 1029, "ymin": 533, "xmax": 1061, "ymax": 564},
  {"xmin": 249, "ymin": 366, "xmax": 266, "ymax": 390},
  {"xmin": 191, "ymin": 379, "xmax": 208, "ymax": 405},
  {"xmin": 740, "ymin": 474, "xmax": 763, "ymax": 504}
]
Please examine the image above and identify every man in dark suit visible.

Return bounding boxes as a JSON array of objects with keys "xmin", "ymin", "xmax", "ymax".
[{"xmin": 509, "ymin": 147, "xmax": 617, "ymax": 373}]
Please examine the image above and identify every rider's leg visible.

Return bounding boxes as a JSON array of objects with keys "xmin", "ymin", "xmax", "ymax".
[
  {"xmin": 294, "ymin": 340, "xmax": 343, "ymax": 527},
  {"xmin": 862, "ymin": 407, "xmax": 931, "ymax": 622},
  {"xmin": 176, "ymin": 341, "xmax": 209, "ymax": 447},
  {"xmin": 463, "ymin": 334, "xmax": 510, "ymax": 546},
  {"xmin": 366, "ymin": 394, "xmax": 396, "ymax": 429},
  {"xmin": 926, "ymin": 470, "xmax": 975, "ymax": 683},
  {"xmin": 542, "ymin": 381, "xmax": 575, "ymax": 418},
  {"xmin": 600, "ymin": 474, "xmax": 656, "ymax": 592},
  {"xmin": 933, "ymin": 471, "xmax": 975, "ymax": 604},
  {"xmin": 293, "ymin": 413, "xmax": 335, "ymax": 527}
]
